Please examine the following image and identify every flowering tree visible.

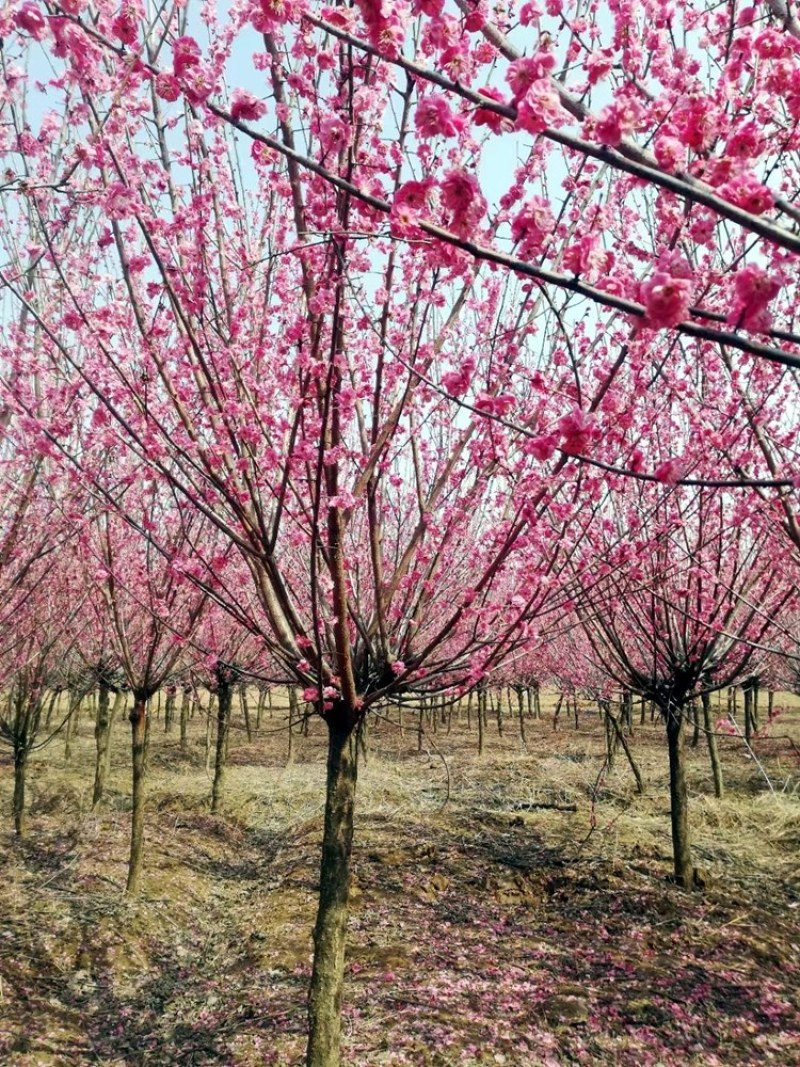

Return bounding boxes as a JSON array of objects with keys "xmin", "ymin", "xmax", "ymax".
[
  {"xmin": 5, "ymin": 1, "xmax": 800, "ymax": 1063},
  {"xmin": 572, "ymin": 484, "xmax": 794, "ymax": 886},
  {"xmin": 77, "ymin": 499, "xmax": 211, "ymax": 893}
]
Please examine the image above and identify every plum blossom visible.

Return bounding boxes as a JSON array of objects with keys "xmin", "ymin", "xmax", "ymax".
[
  {"xmin": 510, "ymin": 196, "xmax": 554, "ymax": 258},
  {"xmin": 15, "ymin": 3, "xmax": 47, "ymax": 39},
  {"xmin": 557, "ymin": 407, "xmax": 596, "ymax": 455},
  {"xmin": 415, "ymin": 95, "xmax": 464, "ymax": 139},
  {"xmin": 230, "ymin": 89, "xmax": 266, "ymax": 122},
  {"xmin": 718, "ymin": 170, "xmax": 773, "ymax": 215},
  {"xmin": 527, "ymin": 434, "xmax": 560, "ymax": 461},
  {"xmin": 474, "ymin": 87, "xmax": 511, "ymax": 133},
  {"xmin": 112, "ymin": 5, "xmax": 139, "ymax": 46},
  {"xmin": 515, "ymin": 79, "xmax": 564, "ymax": 133},
  {"xmin": 391, "ymin": 179, "xmax": 435, "ymax": 236},
  {"xmin": 654, "ymin": 457, "xmax": 686, "ymax": 484},
  {"xmin": 728, "ymin": 264, "xmax": 781, "ymax": 331},
  {"xmin": 507, "ymin": 52, "xmax": 556, "ymax": 101},
  {"xmin": 640, "ymin": 252, "xmax": 694, "ymax": 329},
  {"xmin": 473, "ymin": 392, "xmax": 515, "ymax": 417},
  {"xmin": 172, "ymin": 36, "xmax": 201, "ymax": 79},
  {"xmin": 439, "ymin": 169, "xmax": 486, "ymax": 236},
  {"xmin": 441, "ymin": 358, "xmax": 475, "ymax": 397}
]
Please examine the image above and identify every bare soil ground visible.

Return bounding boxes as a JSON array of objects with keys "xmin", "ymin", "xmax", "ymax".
[{"xmin": 1, "ymin": 691, "xmax": 799, "ymax": 1066}]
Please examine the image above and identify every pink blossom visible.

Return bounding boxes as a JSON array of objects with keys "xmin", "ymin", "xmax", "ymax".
[
  {"xmin": 302, "ymin": 687, "xmax": 318, "ymax": 702},
  {"xmin": 112, "ymin": 6, "xmax": 139, "ymax": 46},
  {"xmin": 558, "ymin": 407, "xmax": 596, "ymax": 455},
  {"xmin": 594, "ymin": 104, "xmax": 625, "ymax": 147},
  {"xmin": 415, "ymin": 95, "xmax": 464, "ymax": 139},
  {"xmin": 439, "ymin": 169, "xmax": 486, "ymax": 236},
  {"xmin": 155, "ymin": 72, "xmax": 180, "ymax": 102},
  {"xmin": 528, "ymin": 434, "xmax": 559, "ymax": 461},
  {"xmin": 563, "ymin": 235, "xmax": 610, "ymax": 279},
  {"xmin": 515, "ymin": 79, "xmax": 564, "ymax": 133},
  {"xmin": 640, "ymin": 253, "xmax": 694, "ymax": 329},
  {"xmin": 654, "ymin": 457, "xmax": 685, "ymax": 484},
  {"xmin": 441, "ymin": 358, "xmax": 474, "ymax": 397},
  {"xmin": 474, "ymin": 87, "xmax": 510, "ymax": 133},
  {"xmin": 519, "ymin": 3, "xmax": 542, "ymax": 25},
  {"xmin": 510, "ymin": 196, "xmax": 554, "ymax": 257},
  {"xmin": 474, "ymin": 392, "xmax": 515, "ymax": 417},
  {"xmin": 173, "ymin": 36, "xmax": 201, "ymax": 79},
  {"xmin": 728, "ymin": 264, "xmax": 781, "ymax": 331},
  {"xmin": 230, "ymin": 89, "xmax": 266, "ymax": 122},
  {"xmin": 507, "ymin": 52, "xmax": 556, "ymax": 101},
  {"xmin": 654, "ymin": 134, "xmax": 686, "ymax": 172},
  {"xmin": 318, "ymin": 116, "xmax": 350, "ymax": 152},
  {"xmin": 391, "ymin": 179, "xmax": 435, "ymax": 236},
  {"xmin": 718, "ymin": 171, "xmax": 773, "ymax": 215},
  {"xmin": 15, "ymin": 2, "xmax": 47, "ymax": 38},
  {"xmin": 391, "ymin": 660, "xmax": 405, "ymax": 674}
]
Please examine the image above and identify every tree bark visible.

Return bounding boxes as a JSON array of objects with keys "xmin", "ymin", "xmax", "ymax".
[
  {"xmin": 287, "ymin": 685, "xmax": 298, "ymax": 765},
  {"xmin": 180, "ymin": 687, "xmax": 190, "ymax": 752},
  {"xmin": 701, "ymin": 691, "xmax": 723, "ymax": 799},
  {"xmin": 13, "ymin": 747, "xmax": 28, "ymax": 837},
  {"xmin": 211, "ymin": 676, "xmax": 232, "ymax": 814},
  {"xmin": 665, "ymin": 705, "xmax": 693, "ymax": 887},
  {"xmin": 93, "ymin": 682, "xmax": 120, "ymax": 808},
  {"xmin": 240, "ymin": 684, "xmax": 253, "ymax": 742},
  {"xmin": 126, "ymin": 694, "xmax": 149, "ymax": 895},
  {"xmin": 306, "ymin": 717, "xmax": 358, "ymax": 1067}
]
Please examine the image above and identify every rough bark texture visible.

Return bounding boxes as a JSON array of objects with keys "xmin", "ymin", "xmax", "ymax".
[
  {"xmin": 665, "ymin": 705, "xmax": 693, "ymax": 887},
  {"xmin": 211, "ymin": 678, "xmax": 232, "ymax": 814},
  {"xmin": 13, "ymin": 748, "xmax": 27, "ymax": 837},
  {"xmin": 180, "ymin": 688, "xmax": 190, "ymax": 752},
  {"xmin": 701, "ymin": 691, "xmax": 724, "ymax": 799},
  {"xmin": 126, "ymin": 694, "xmax": 149, "ymax": 895},
  {"xmin": 306, "ymin": 718, "xmax": 358, "ymax": 1067},
  {"xmin": 92, "ymin": 682, "xmax": 115, "ymax": 808}
]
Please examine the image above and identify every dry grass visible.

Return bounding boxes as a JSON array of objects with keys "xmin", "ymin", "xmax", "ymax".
[{"xmin": 0, "ymin": 689, "xmax": 799, "ymax": 1065}]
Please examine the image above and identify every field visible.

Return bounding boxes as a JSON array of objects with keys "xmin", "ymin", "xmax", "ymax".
[{"xmin": 1, "ymin": 691, "xmax": 799, "ymax": 1066}]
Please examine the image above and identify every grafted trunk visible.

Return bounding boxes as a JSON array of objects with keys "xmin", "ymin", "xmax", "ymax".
[
  {"xmin": 126, "ymin": 694, "xmax": 149, "ymax": 895},
  {"xmin": 211, "ymin": 677, "xmax": 232, "ymax": 814},
  {"xmin": 701, "ymin": 691, "xmax": 723, "ymax": 798},
  {"xmin": 665, "ymin": 704, "xmax": 693, "ymax": 887},
  {"xmin": 13, "ymin": 747, "xmax": 28, "ymax": 837},
  {"xmin": 306, "ymin": 717, "xmax": 358, "ymax": 1067}
]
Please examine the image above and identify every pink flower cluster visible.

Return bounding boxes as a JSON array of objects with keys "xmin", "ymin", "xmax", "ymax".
[
  {"xmin": 640, "ymin": 252, "xmax": 694, "ymax": 330},
  {"xmin": 506, "ymin": 50, "xmax": 564, "ymax": 134},
  {"xmin": 727, "ymin": 264, "xmax": 781, "ymax": 332}
]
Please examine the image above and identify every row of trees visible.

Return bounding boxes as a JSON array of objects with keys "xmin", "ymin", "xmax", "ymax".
[{"xmin": 3, "ymin": 1, "xmax": 800, "ymax": 1063}]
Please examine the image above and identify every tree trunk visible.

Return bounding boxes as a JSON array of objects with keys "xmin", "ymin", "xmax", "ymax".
[
  {"xmin": 608, "ymin": 708, "xmax": 643, "ymax": 793},
  {"xmin": 665, "ymin": 704, "xmax": 693, "ymax": 887},
  {"xmin": 13, "ymin": 746, "xmax": 28, "ymax": 837},
  {"xmin": 477, "ymin": 689, "xmax": 485, "ymax": 755},
  {"xmin": 516, "ymin": 688, "xmax": 526, "ymax": 745},
  {"xmin": 126, "ymin": 694, "xmax": 149, "ymax": 895},
  {"xmin": 240, "ymin": 684, "xmax": 253, "ymax": 743},
  {"xmin": 288, "ymin": 686, "xmax": 299, "ymax": 765},
  {"xmin": 180, "ymin": 688, "xmax": 190, "ymax": 752},
  {"xmin": 701, "ymin": 691, "xmax": 723, "ymax": 799},
  {"xmin": 211, "ymin": 677, "xmax": 232, "ymax": 814},
  {"xmin": 92, "ymin": 682, "xmax": 119, "ymax": 808},
  {"xmin": 164, "ymin": 688, "xmax": 175, "ymax": 733},
  {"xmin": 691, "ymin": 700, "xmax": 700, "ymax": 748},
  {"xmin": 306, "ymin": 717, "xmax": 358, "ymax": 1067}
]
